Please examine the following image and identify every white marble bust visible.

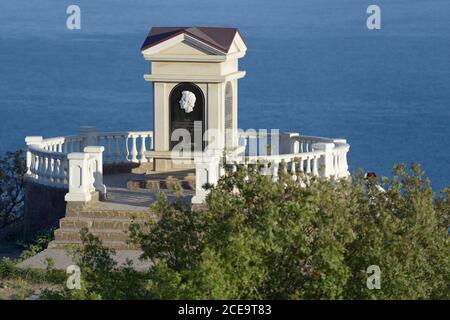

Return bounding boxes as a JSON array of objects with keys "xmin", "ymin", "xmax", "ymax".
[{"xmin": 179, "ymin": 90, "xmax": 196, "ymax": 113}]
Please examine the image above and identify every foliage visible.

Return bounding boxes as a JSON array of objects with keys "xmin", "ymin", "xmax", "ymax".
[
  {"xmin": 345, "ymin": 164, "xmax": 449, "ymax": 299},
  {"xmin": 42, "ymin": 163, "xmax": 450, "ymax": 300},
  {"xmin": 0, "ymin": 150, "xmax": 26, "ymax": 229},
  {"xmin": 17, "ymin": 229, "xmax": 55, "ymax": 261},
  {"xmin": 0, "ymin": 257, "xmax": 65, "ymax": 285},
  {"xmin": 42, "ymin": 228, "xmax": 149, "ymax": 300}
]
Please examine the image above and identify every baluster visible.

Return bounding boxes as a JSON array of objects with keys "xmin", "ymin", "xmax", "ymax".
[
  {"xmin": 335, "ymin": 152, "xmax": 340, "ymax": 176},
  {"xmin": 313, "ymin": 156, "xmax": 319, "ymax": 176},
  {"xmin": 272, "ymin": 161, "xmax": 279, "ymax": 182},
  {"xmin": 298, "ymin": 158, "xmax": 304, "ymax": 174},
  {"xmin": 282, "ymin": 160, "xmax": 288, "ymax": 176},
  {"xmin": 52, "ymin": 156, "xmax": 59, "ymax": 185},
  {"xmin": 306, "ymin": 156, "xmax": 311, "ymax": 174},
  {"xmin": 36, "ymin": 155, "xmax": 42, "ymax": 179},
  {"xmin": 57, "ymin": 157, "xmax": 64, "ymax": 184},
  {"xmin": 46, "ymin": 156, "xmax": 54, "ymax": 185},
  {"xmin": 30, "ymin": 154, "xmax": 37, "ymax": 179},
  {"xmin": 62, "ymin": 158, "xmax": 69, "ymax": 185},
  {"xmin": 114, "ymin": 135, "xmax": 120, "ymax": 163},
  {"xmin": 130, "ymin": 135, "xmax": 138, "ymax": 162},
  {"xmin": 139, "ymin": 135, "xmax": 148, "ymax": 163},
  {"xmin": 36, "ymin": 155, "xmax": 42, "ymax": 181},
  {"xmin": 124, "ymin": 135, "xmax": 130, "ymax": 161},
  {"xmin": 291, "ymin": 159, "xmax": 297, "ymax": 181},
  {"xmin": 56, "ymin": 157, "xmax": 63, "ymax": 185},
  {"xmin": 41, "ymin": 156, "xmax": 48, "ymax": 184}
]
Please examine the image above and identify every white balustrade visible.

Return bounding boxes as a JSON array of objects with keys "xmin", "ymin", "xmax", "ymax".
[
  {"xmin": 25, "ymin": 127, "xmax": 348, "ymax": 206},
  {"xmin": 25, "ymin": 128, "xmax": 154, "ymax": 203},
  {"xmin": 192, "ymin": 132, "xmax": 350, "ymax": 203},
  {"xmin": 96, "ymin": 131, "xmax": 153, "ymax": 164}
]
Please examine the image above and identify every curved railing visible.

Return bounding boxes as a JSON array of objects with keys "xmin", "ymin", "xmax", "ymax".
[
  {"xmin": 192, "ymin": 131, "xmax": 350, "ymax": 203},
  {"xmin": 25, "ymin": 127, "xmax": 153, "ymax": 202},
  {"xmin": 26, "ymin": 127, "xmax": 349, "ymax": 205},
  {"xmin": 234, "ymin": 131, "xmax": 350, "ymax": 178}
]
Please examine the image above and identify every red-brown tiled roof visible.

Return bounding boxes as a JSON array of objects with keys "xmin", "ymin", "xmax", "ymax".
[{"xmin": 140, "ymin": 27, "xmax": 244, "ymax": 53}]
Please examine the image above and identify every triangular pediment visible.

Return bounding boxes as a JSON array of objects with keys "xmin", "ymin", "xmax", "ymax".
[
  {"xmin": 141, "ymin": 27, "xmax": 247, "ymax": 61},
  {"xmin": 158, "ymin": 40, "xmax": 216, "ymax": 56}
]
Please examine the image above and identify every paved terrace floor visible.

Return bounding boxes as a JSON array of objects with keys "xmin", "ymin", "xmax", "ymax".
[{"xmin": 101, "ymin": 173, "xmax": 194, "ymax": 210}]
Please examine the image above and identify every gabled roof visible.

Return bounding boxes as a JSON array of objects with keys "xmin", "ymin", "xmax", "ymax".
[{"xmin": 140, "ymin": 27, "xmax": 245, "ymax": 53}]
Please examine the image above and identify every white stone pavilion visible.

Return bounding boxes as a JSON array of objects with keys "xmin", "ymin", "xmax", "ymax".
[{"xmin": 22, "ymin": 27, "xmax": 350, "ymax": 250}]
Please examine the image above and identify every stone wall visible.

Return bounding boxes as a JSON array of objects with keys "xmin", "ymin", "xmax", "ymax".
[{"xmin": 23, "ymin": 180, "xmax": 67, "ymax": 237}]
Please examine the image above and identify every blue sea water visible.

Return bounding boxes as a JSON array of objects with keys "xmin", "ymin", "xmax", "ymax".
[{"xmin": 0, "ymin": 0, "xmax": 449, "ymax": 190}]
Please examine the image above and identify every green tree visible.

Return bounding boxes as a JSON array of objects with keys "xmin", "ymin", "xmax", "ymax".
[
  {"xmin": 49, "ymin": 163, "xmax": 449, "ymax": 300},
  {"xmin": 0, "ymin": 150, "xmax": 26, "ymax": 228},
  {"xmin": 345, "ymin": 164, "xmax": 449, "ymax": 299}
]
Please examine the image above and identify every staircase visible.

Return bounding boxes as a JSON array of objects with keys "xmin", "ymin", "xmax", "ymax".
[
  {"xmin": 48, "ymin": 202, "xmax": 155, "ymax": 250},
  {"xmin": 48, "ymin": 167, "xmax": 195, "ymax": 251}
]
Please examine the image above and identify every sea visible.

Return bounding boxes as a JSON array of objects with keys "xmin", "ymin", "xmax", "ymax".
[{"xmin": 0, "ymin": 0, "xmax": 449, "ymax": 190}]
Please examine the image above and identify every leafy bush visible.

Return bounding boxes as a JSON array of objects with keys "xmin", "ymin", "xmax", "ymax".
[
  {"xmin": 0, "ymin": 257, "xmax": 65, "ymax": 285},
  {"xmin": 17, "ymin": 229, "xmax": 55, "ymax": 261},
  {"xmin": 42, "ymin": 228, "xmax": 149, "ymax": 300},
  {"xmin": 0, "ymin": 150, "xmax": 26, "ymax": 229},
  {"xmin": 45, "ymin": 163, "xmax": 450, "ymax": 300}
]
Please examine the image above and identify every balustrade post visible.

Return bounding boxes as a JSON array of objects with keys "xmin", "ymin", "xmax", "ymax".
[
  {"xmin": 65, "ymin": 153, "xmax": 92, "ymax": 202},
  {"xmin": 192, "ymin": 151, "xmax": 221, "ymax": 204},
  {"xmin": 25, "ymin": 136, "xmax": 43, "ymax": 175},
  {"xmin": 84, "ymin": 146, "xmax": 107, "ymax": 198},
  {"xmin": 312, "ymin": 142, "xmax": 335, "ymax": 177}
]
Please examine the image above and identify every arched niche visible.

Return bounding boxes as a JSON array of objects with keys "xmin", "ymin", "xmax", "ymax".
[{"xmin": 169, "ymin": 82, "xmax": 205, "ymax": 151}]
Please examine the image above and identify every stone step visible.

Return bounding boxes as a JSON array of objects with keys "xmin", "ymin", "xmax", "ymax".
[
  {"xmin": 127, "ymin": 178, "xmax": 195, "ymax": 190},
  {"xmin": 48, "ymin": 240, "xmax": 140, "ymax": 250},
  {"xmin": 59, "ymin": 217, "xmax": 148, "ymax": 230},
  {"xmin": 66, "ymin": 209, "xmax": 154, "ymax": 219},
  {"xmin": 54, "ymin": 228, "xmax": 131, "ymax": 242}
]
